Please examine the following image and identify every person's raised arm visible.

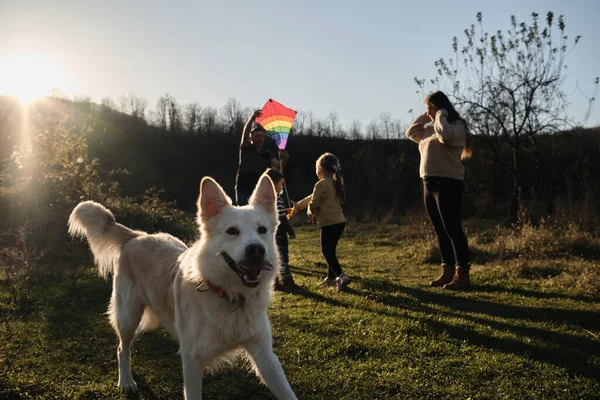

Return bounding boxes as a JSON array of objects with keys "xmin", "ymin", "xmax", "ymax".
[
  {"xmin": 241, "ymin": 109, "xmax": 262, "ymax": 148},
  {"xmin": 433, "ymin": 109, "xmax": 466, "ymax": 145},
  {"xmin": 405, "ymin": 112, "xmax": 431, "ymax": 143}
]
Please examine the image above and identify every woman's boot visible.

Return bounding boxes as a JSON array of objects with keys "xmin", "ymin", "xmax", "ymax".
[
  {"xmin": 430, "ymin": 264, "xmax": 455, "ymax": 287},
  {"xmin": 443, "ymin": 266, "xmax": 471, "ymax": 290}
]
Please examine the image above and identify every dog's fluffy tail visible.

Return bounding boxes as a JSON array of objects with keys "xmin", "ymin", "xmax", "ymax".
[{"xmin": 68, "ymin": 201, "xmax": 141, "ymax": 278}]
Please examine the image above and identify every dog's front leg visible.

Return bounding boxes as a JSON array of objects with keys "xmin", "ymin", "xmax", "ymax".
[
  {"xmin": 181, "ymin": 352, "xmax": 205, "ymax": 400},
  {"xmin": 244, "ymin": 339, "xmax": 298, "ymax": 400}
]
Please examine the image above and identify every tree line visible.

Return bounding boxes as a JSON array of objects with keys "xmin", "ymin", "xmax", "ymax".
[
  {"xmin": 1, "ymin": 84, "xmax": 598, "ymax": 270},
  {"xmin": 1, "ymin": 10, "xmax": 599, "ymax": 269}
]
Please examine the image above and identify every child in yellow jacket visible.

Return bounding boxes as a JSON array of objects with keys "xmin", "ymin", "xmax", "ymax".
[{"xmin": 290, "ymin": 152, "xmax": 350, "ymax": 291}]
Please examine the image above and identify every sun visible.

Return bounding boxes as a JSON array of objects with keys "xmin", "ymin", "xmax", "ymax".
[{"xmin": 0, "ymin": 51, "xmax": 68, "ymax": 103}]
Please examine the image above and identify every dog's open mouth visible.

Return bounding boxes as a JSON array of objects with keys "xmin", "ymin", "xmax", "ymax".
[{"xmin": 221, "ymin": 252, "xmax": 273, "ymax": 288}]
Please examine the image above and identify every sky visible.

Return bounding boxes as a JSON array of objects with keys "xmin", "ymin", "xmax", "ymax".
[{"xmin": 1, "ymin": 0, "xmax": 599, "ymax": 129}]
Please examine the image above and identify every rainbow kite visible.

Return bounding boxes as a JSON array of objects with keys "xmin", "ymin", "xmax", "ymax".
[{"xmin": 255, "ymin": 99, "xmax": 297, "ymax": 150}]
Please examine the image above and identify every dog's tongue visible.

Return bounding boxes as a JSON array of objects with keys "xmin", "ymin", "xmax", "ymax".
[{"xmin": 241, "ymin": 260, "xmax": 274, "ymax": 272}]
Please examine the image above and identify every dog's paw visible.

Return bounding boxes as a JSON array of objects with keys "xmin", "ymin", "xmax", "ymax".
[{"xmin": 118, "ymin": 380, "xmax": 138, "ymax": 394}]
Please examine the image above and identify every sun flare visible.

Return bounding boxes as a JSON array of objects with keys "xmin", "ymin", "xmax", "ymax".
[{"xmin": 0, "ymin": 51, "xmax": 68, "ymax": 103}]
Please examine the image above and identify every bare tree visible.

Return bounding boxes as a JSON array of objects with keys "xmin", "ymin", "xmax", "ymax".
[
  {"xmin": 100, "ymin": 96, "xmax": 117, "ymax": 111},
  {"xmin": 221, "ymin": 98, "xmax": 246, "ymax": 136},
  {"xmin": 305, "ymin": 110, "xmax": 316, "ymax": 136},
  {"xmin": 315, "ymin": 120, "xmax": 330, "ymax": 137},
  {"xmin": 166, "ymin": 95, "xmax": 182, "ymax": 133},
  {"xmin": 293, "ymin": 110, "xmax": 307, "ymax": 136},
  {"xmin": 418, "ymin": 11, "xmax": 599, "ymax": 220},
  {"xmin": 118, "ymin": 93, "xmax": 148, "ymax": 121},
  {"xmin": 73, "ymin": 95, "xmax": 92, "ymax": 104},
  {"xmin": 392, "ymin": 118, "xmax": 405, "ymax": 139},
  {"xmin": 348, "ymin": 119, "xmax": 363, "ymax": 140},
  {"xmin": 155, "ymin": 95, "xmax": 169, "ymax": 131},
  {"xmin": 327, "ymin": 111, "xmax": 340, "ymax": 137},
  {"xmin": 184, "ymin": 102, "xmax": 202, "ymax": 134},
  {"xmin": 202, "ymin": 106, "xmax": 218, "ymax": 135},
  {"xmin": 379, "ymin": 112, "xmax": 393, "ymax": 139},
  {"xmin": 366, "ymin": 120, "xmax": 379, "ymax": 139}
]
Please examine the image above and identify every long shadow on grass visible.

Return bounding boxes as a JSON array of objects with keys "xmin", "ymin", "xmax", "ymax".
[
  {"xmin": 353, "ymin": 277, "xmax": 600, "ymax": 381},
  {"xmin": 34, "ymin": 272, "xmax": 297, "ymax": 399},
  {"xmin": 283, "ymin": 285, "xmax": 349, "ymax": 308},
  {"xmin": 42, "ymin": 272, "xmax": 115, "ymax": 343},
  {"xmin": 355, "ymin": 277, "xmax": 600, "ymax": 328},
  {"xmin": 34, "ymin": 272, "xmax": 182, "ymax": 397},
  {"xmin": 2, "ymin": 271, "xmax": 127, "ymax": 397},
  {"xmin": 474, "ymin": 284, "xmax": 600, "ymax": 304},
  {"xmin": 287, "ymin": 268, "xmax": 320, "ymax": 279},
  {"xmin": 288, "ymin": 262, "xmax": 325, "ymax": 275},
  {"xmin": 413, "ymin": 310, "xmax": 600, "ymax": 382}
]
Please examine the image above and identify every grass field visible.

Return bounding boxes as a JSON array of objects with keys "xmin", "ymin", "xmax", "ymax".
[{"xmin": 1, "ymin": 220, "xmax": 599, "ymax": 399}]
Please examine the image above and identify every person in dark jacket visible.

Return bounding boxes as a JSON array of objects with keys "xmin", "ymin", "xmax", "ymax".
[{"xmin": 236, "ymin": 110, "xmax": 289, "ymax": 206}]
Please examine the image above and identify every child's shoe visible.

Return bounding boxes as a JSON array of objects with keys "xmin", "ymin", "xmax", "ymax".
[
  {"xmin": 317, "ymin": 277, "xmax": 336, "ymax": 287},
  {"xmin": 336, "ymin": 273, "xmax": 351, "ymax": 291}
]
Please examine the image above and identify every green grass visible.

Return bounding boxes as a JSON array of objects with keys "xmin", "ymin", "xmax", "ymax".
[{"xmin": 1, "ymin": 221, "xmax": 599, "ymax": 399}]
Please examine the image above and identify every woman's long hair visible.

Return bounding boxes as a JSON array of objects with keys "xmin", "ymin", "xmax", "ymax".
[
  {"xmin": 426, "ymin": 91, "xmax": 473, "ymax": 160},
  {"xmin": 317, "ymin": 152, "xmax": 346, "ymax": 204}
]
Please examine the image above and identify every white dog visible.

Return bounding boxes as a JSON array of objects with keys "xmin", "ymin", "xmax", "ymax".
[{"xmin": 68, "ymin": 174, "xmax": 297, "ymax": 400}]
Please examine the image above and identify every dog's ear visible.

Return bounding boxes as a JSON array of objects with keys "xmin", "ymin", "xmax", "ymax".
[
  {"xmin": 198, "ymin": 177, "xmax": 232, "ymax": 224},
  {"xmin": 249, "ymin": 174, "xmax": 277, "ymax": 215}
]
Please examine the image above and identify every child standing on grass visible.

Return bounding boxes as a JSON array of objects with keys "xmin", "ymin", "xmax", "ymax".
[
  {"xmin": 266, "ymin": 168, "xmax": 297, "ymax": 291},
  {"xmin": 289, "ymin": 153, "xmax": 350, "ymax": 291}
]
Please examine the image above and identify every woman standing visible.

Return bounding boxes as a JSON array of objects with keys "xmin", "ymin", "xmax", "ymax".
[{"xmin": 406, "ymin": 91, "xmax": 473, "ymax": 290}]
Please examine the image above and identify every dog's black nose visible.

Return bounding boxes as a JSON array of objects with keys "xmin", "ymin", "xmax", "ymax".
[{"xmin": 245, "ymin": 244, "xmax": 265, "ymax": 259}]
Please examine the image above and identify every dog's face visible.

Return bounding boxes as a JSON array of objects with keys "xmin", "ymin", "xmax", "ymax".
[{"xmin": 197, "ymin": 175, "xmax": 280, "ymax": 288}]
